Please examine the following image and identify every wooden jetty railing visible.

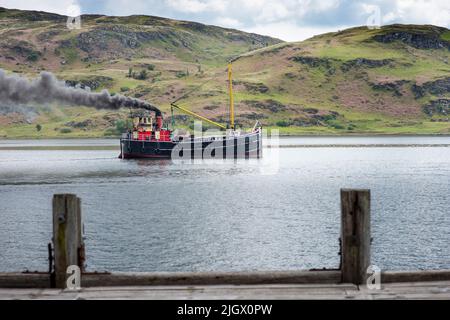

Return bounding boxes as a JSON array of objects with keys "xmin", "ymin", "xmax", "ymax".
[{"xmin": 0, "ymin": 189, "xmax": 449, "ymax": 289}]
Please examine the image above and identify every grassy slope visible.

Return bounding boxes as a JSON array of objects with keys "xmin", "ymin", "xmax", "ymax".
[
  {"xmin": 0, "ymin": 8, "xmax": 449, "ymax": 137},
  {"xmin": 228, "ymin": 25, "xmax": 450, "ymax": 135}
]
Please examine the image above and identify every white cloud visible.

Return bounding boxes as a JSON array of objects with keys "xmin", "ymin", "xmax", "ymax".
[
  {"xmin": 393, "ymin": 0, "xmax": 450, "ymax": 27},
  {"xmin": 245, "ymin": 21, "xmax": 350, "ymax": 42},
  {"xmin": 163, "ymin": 0, "xmax": 346, "ymax": 25},
  {"xmin": 1, "ymin": 0, "xmax": 449, "ymax": 41},
  {"xmin": 241, "ymin": 0, "xmax": 266, "ymax": 10},
  {"xmin": 214, "ymin": 16, "xmax": 242, "ymax": 28},
  {"xmin": 102, "ymin": 0, "xmax": 154, "ymax": 16},
  {"xmin": 256, "ymin": 2, "xmax": 292, "ymax": 23},
  {"xmin": 311, "ymin": 0, "xmax": 341, "ymax": 12},
  {"xmin": 382, "ymin": 11, "xmax": 397, "ymax": 24},
  {"xmin": 165, "ymin": 0, "xmax": 226, "ymax": 13},
  {"xmin": 359, "ymin": 0, "xmax": 450, "ymax": 28}
]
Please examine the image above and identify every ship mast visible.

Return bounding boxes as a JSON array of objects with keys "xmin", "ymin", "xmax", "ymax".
[
  {"xmin": 169, "ymin": 62, "xmax": 237, "ymax": 131},
  {"xmin": 228, "ymin": 62, "xmax": 235, "ymax": 130}
]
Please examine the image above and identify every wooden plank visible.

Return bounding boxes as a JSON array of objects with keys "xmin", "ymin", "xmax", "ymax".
[
  {"xmin": 1, "ymin": 282, "xmax": 449, "ymax": 300},
  {"xmin": 359, "ymin": 281, "xmax": 450, "ymax": 300},
  {"xmin": 340, "ymin": 189, "xmax": 371, "ymax": 285},
  {"xmin": 0, "ymin": 273, "xmax": 50, "ymax": 288},
  {"xmin": 383, "ymin": 270, "xmax": 450, "ymax": 283},
  {"xmin": 79, "ymin": 283, "xmax": 358, "ymax": 294},
  {"xmin": 0, "ymin": 271, "xmax": 340, "ymax": 288},
  {"xmin": 52, "ymin": 194, "xmax": 83, "ymax": 289},
  {"xmin": 81, "ymin": 270, "xmax": 341, "ymax": 287},
  {"xmin": 2, "ymin": 270, "xmax": 450, "ymax": 289}
]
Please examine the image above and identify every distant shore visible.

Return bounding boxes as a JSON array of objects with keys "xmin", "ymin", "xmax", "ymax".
[
  {"xmin": 1, "ymin": 134, "xmax": 450, "ymax": 151},
  {"xmin": 1, "ymin": 133, "xmax": 450, "ymax": 140}
]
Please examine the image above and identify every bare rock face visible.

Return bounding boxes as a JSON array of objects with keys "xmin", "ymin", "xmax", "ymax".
[
  {"xmin": 423, "ymin": 99, "xmax": 450, "ymax": 116},
  {"xmin": 59, "ymin": 27, "xmax": 167, "ymax": 53},
  {"xmin": 341, "ymin": 58, "xmax": 393, "ymax": 72},
  {"xmin": 64, "ymin": 76, "xmax": 114, "ymax": 90},
  {"xmin": 412, "ymin": 77, "xmax": 450, "ymax": 98},
  {"xmin": 243, "ymin": 99, "xmax": 287, "ymax": 113},
  {"xmin": 370, "ymin": 80, "xmax": 410, "ymax": 97},
  {"xmin": 291, "ymin": 56, "xmax": 337, "ymax": 75},
  {"xmin": 0, "ymin": 39, "xmax": 41, "ymax": 61},
  {"xmin": 291, "ymin": 56, "xmax": 334, "ymax": 68},
  {"xmin": 240, "ymin": 112, "xmax": 268, "ymax": 120},
  {"xmin": 233, "ymin": 81, "xmax": 269, "ymax": 94},
  {"xmin": 373, "ymin": 30, "xmax": 450, "ymax": 50}
]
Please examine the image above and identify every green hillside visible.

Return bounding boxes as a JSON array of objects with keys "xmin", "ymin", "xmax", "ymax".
[
  {"xmin": 0, "ymin": 7, "xmax": 449, "ymax": 137},
  {"xmin": 229, "ymin": 25, "xmax": 450, "ymax": 134}
]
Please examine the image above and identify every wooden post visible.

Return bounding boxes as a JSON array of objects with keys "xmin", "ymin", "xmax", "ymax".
[
  {"xmin": 52, "ymin": 194, "xmax": 84, "ymax": 288},
  {"xmin": 340, "ymin": 189, "xmax": 371, "ymax": 285}
]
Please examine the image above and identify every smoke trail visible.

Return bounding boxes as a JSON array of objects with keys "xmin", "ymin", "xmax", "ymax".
[{"xmin": 0, "ymin": 69, "xmax": 162, "ymax": 116}]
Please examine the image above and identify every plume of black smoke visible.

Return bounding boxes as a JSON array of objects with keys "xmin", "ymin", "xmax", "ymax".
[
  {"xmin": 0, "ymin": 69, "xmax": 161, "ymax": 116},
  {"xmin": 0, "ymin": 104, "xmax": 39, "ymax": 123}
]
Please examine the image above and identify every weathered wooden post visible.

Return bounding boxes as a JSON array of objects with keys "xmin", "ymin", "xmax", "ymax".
[
  {"xmin": 52, "ymin": 194, "xmax": 84, "ymax": 288},
  {"xmin": 340, "ymin": 189, "xmax": 371, "ymax": 285}
]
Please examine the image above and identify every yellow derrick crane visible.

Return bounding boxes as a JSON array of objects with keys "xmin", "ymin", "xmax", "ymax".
[
  {"xmin": 170, "ymin": 61, "xmax": 236, "ymax": 131},
  {"xmin": 228, "ymin": 62, "xmax": 235, "ymax": 130},
  {"xmin": 170, "ymin": 102, "xmax": 227, "ymax": 130}
]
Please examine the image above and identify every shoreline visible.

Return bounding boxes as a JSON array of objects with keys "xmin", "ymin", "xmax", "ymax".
[{"xmin": 1, "ymin": 133, "xmax": 450, "ymax": 140}]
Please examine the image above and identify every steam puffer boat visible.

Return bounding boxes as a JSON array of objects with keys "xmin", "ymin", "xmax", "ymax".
[{"xmin": 119, "ymin": 63, "xmax": 262, "ymax": 160}]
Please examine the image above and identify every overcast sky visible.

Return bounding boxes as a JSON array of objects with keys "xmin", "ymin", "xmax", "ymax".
[{"xmin": 0, "ymin": 0, "xmax": 449, "ymax": 41}]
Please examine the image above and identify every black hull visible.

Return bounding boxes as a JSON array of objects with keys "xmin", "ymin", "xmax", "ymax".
[{"xmin": 120, "ymin": 131, "xmax": 262, "ymax": 160}]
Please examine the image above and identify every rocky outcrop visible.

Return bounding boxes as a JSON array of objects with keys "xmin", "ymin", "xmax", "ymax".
[
  {"xmin": 241, "ymin": 112, "xmax": 268, "ymax": 120},
  {"xmin": 65, "ymin": 76, "xmax": 114, "ymax": 90},
  {"xmin": 369, "ymin": 80, "xmax": 410, "ymax": 97},
  {"xmin": 291, "ymin": 56, "xmax": 336, "ymax": 75},
  {"xmin": 0, "ymin": 39, "xmax": 41, "ymax": 61},
  {"xmin": 243, "ymin": 99, "xmax": 287, "ymax": 113},
  {"xmin": 291, "ymin": 56, "xmax": 333, "ymax": 68},
  {"xmin": 422, "ymin": 99, "xmax": 450, "ymax": 116},
  {"xmin": 60, "ymin": 26, "xmax": 177, "ymax": 56},
  {"xmin": 412, "ymin": 77, "xmax": 450, "ymax": 98},
  {"xmin": 234, "ymin": 81, "xmax": 269, "ymax": 94},
  {"xmin": 373, "ymin": 31, "xmax": 450, "ymax": 50},
  {"xmin": 341, "ymin": 58, "xmax": 393, "ymax": 72}
]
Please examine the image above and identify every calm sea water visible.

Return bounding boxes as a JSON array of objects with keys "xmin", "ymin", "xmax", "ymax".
[{"xmin": 0, "ymin": 137, "xmax": 449, "ymax": 272}]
